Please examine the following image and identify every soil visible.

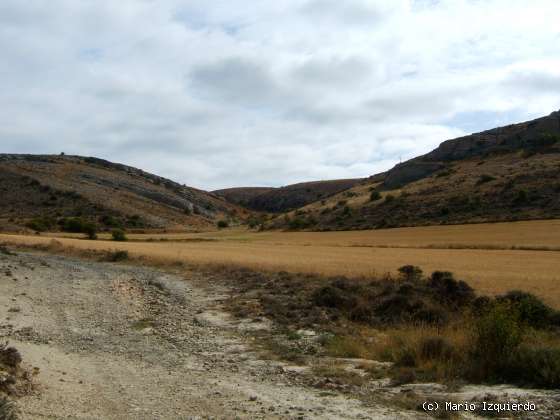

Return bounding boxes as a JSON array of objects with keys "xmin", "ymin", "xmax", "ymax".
[{"xmin": 0, "ymin": 250, "xmax": 418, "ymax": 419}]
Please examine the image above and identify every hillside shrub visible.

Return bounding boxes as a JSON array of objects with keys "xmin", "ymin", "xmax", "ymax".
[
  {"xmin": 60, "ymin": 217, "xmax": 87, "ymax": 233},
  {"xmin": 83, "ymin": 223, "xmax": 97, "ymax": 240},
  {"xmin": 26, "ymin": 216, "xmax": 55, "ymax": 232},
  {"xmin": 100, "ymin": 215, "xmax": 123, "ymax": 228},
  {"xmin": 369, "ymin": 191, "xmax": 381, "ymax": 201},
  {"xmin": 513, "ymin": 189, "xmax": 528, "ymax": 205},
  {"xmin": 217, "ymin": 220, "xmax": 229, "ymax": 229},
  {"xmin": 384, "ymin": 194, "xmax": 395, "ymax": 203},
  {"xmin": 125, "ymin": 214, "xmax": 144, "ymax": 228},
  {"xmin": 476, "ymin": 174, "xmax": 496, "ymax": 185},
  {"xmin": 288, "ymin": 217, "xmax": 309, "ymax": 230},
  {"xmin": 111, "ymin": 229, "xmax": 127, "ymax": 241}
]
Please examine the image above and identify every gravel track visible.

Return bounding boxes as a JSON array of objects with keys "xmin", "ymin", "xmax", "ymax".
[{"xmin": 0, "ymin": 251, "xmax": 414, "ymax": 419}]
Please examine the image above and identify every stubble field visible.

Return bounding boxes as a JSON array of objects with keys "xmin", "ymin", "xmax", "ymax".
[{"xmin": 2, "ymin": 219, "xmax": 560, "ymax": 307}]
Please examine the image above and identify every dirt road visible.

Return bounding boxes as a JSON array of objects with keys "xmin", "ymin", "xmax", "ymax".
[{"xmin": 0, "ymin": 250, "xmax": 416, "ymax": 419}]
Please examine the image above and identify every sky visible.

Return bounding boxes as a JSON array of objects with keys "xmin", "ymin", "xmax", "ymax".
[{"xmin": 1, "ymin": 0, "xmax": 559, "ymax": 190}]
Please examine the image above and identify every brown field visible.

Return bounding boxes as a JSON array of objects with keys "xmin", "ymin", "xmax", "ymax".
[{"xmin": 2, "ymin": 219, "xmax": 560, "ymax": 307}]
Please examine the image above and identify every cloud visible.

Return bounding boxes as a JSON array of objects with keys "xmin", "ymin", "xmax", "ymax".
[{"xmin": 0, "ymin": 0, "xmax": 559, "ymax": 190}]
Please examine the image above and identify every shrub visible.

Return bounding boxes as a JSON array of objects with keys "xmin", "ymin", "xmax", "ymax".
[
  {"xmin": 312, "ymin": 286, "xmax": 351, "ymax": 309},
  {"xmin": 247, "ymin": 218, "xmax": 259, "ymax": 229},
  {"xmin": 111, "ymin": 229, "xmax": 127, "ymax": 241},
  {"xmin": 476, "ymin": 174, "xmax": 496, "ymax": 185},
  {"xmin": 470, "ymin": 304, "xmax": 523, "ymax": 380},
  {"xmin": 126, "ymin": 214, "xmax": 144, "ymax": 228},
  {"xmin": 497, "ymin": 290, "xmax": 556, "ymax": 329},
  {"xmin": 26, "ymin": 217, "xmax": 52, "ymax": 232},
  {"xmin": 507, "ymin": 346, "xmax": 560, "ymax": 388},
  {"xmin": 369, "ymin": 191, "xmax": 382, "ymax": 201},
  {"xmin": 0, "ymin": 396, "xmax": 19, "ymax": 420},
  {"xmin": 513, "ymin": 189, "xmax": 528, "ymax": 205},
  {"xmin": 106, "ymin": 250, "xmax": 129, "ymax": 262},
  {"xmin": 83, "ymin": 223, "xmax": 97, "ymax": 240},
  {"xmin": 0, "ymin": 343, "xmax": 22, "ymax": 368},
  {"xmin": 384, "ymin": 194, "xmax": 395, "ymax": 203},
  {"xmin": 419, "ymin": 336, "xmax": 454, "ymax": 361},
  {"xmin": 428, "ymin": 271, "xmax": 474, "ymax": 306},
  {"xmin": 100, "ymin": 215, "xmax": 122, "ymax": 228},
  {"xmin": 217, "ymin": 220, "xmax": 229, "ymax": 229},
  {"xmin": 398, "ymin": 265, "xmax": 423, "ymax": 282},
  {"xmin": 183, "ymin": 207, "xmax": 192, "ymax": 215},
  {"xmin": 60, "ymin": 217, "xmax": 87, "ymax": 233},
  {"xmin": 288, "ymin": 217, "xmax": 308, "ymax": 230}
]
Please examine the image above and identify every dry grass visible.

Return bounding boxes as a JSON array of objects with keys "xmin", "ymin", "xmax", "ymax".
[{"xmin": 2, "ymin": 219, "xmax": 560, "ymax": 307}]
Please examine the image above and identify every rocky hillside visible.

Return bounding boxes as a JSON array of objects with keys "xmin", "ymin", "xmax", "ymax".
[
  {"xmin": 218, "ymin": 179, "xmax": 363, "ymax": 213},
  {"xmin": 269, "ymin": 110, "xmax": 560, "ymax": 230},
  {"xmin": 213, "ymin": 187, "xmax": 276, "ymax": 207},
  {"xmin": 0, "ymin": 154, "xmax": 247, "ymax": 232}
]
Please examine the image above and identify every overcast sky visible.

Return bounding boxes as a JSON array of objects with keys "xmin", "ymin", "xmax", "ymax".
[{"xmin": 1, "ymin": 0, "xmax": 559, "ymax": 190}]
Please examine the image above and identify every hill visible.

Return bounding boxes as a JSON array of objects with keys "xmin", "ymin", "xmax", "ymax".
[
  {"xmin": 218, "ymin": 179, "xmax": 363, "ymax": 213},
  {"xmin": 269, "ymin": 110, "xmax": 560, "ymax": 230},
  {"xmin": 0, "ymin": 154, "xmax": 247, "ymax": 233},
  {"xmin": 212, "ymin": 187, "xmax": 276, "ymax": 206}
]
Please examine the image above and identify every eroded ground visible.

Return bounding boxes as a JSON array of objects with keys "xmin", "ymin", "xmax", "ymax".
[
  {"xmin": 0, "ymin": 250, "xmax": 419, "ymax": 419},
  {"xmin": 1, "ymin": 249, "xmax": 558, "ymax": 419}
]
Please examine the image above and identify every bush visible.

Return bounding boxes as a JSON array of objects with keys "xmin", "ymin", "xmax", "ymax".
[
  {"xmin": 507, "ymin": 346, "xmax": 560, "ymax": 388},
  {"xmin": 83, "ymin": 223, "xmax": 97, "ymax": 240},
  {"xmin": 513, "ymin": 189, "xmax": 528, "ymax": 205},
  {"xmin": 217, "ymin": 220, "xmax": 229, "ymax": 229},
  {"xmin": 288, "ymin": 217, "xmax": 309, "ymax": 230},
  {"xmin": 476, "ymin": 174, "xmax": 496, "ymax": 185},
  {"xmin": 26, "ymin": 216, "xmax": 55, "ymax": 232},
  {"xmin": 0, "ymin": 396, "xmax": 19, "ymax": 420},
  {"xmin": 100, "ymin": 215, "xmax": 122, "ymax": 228},
  {"xmin": 369, "ymin": 191, "xmax": 382, "ymax": 201},
  {"xmin": 497, "ymin": 290, "xmax": 556, "ymax": 329},
  {"xmin": 428, "ymin": 271, "xmax": 474, "ymax": 306},
  {"xmin": 313, "ymin": 286, "xmax": 353, "ymax": 309},
  {"xmin": 111, "ymin": 229, "xmax": 127, "ymax": 241},
  {"xmin": 398, "ymin": 265, "xmax": 423, "ymax": 282},
  {"xmin": 384, "ymin": 194, "xmax": 395, "ymax": 203},
  {"xmin": 0, "ymin": 343, "xmax": 22, "ymax": 368},
  {"xmin": 60, "ymin": 217, "xmax": 87, "ymax": 233},
  {"xmin": 470, "ymin": 304, "xmax": 523, "ymax": 380},
  {"xmin": 419, "ymin": 336, "xmax": 454, "ymax": 361},
  {"xmin": 106, "ymin": 250, "xmax": 129, "ymax": 262}
]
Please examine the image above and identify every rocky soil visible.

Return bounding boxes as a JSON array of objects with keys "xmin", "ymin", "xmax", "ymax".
[
  {"xmin": 1, "ymin": 249, "xmax": 558, "ymax": 419},
  {"xmin": 0, "ymin": 250, "xmax": 418, "ymax": 419}
]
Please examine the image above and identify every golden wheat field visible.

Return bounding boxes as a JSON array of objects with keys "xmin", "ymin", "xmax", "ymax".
[{"xmin": 2, "ymin": 219, "xmax": 560, "ymax": 307}]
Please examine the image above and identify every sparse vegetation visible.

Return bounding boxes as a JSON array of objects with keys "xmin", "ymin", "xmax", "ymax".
[
  {"xmin": 0, "ymin": 396, "xmax": 19, "ymax": 420},
  {"xmin": 105, "ymin": 250, "xmax": 129, "ymax": 262},
  {"xmin": 217, "ymin": 220, "xmax": 229, "ymax": 229},
  {"xmin": 369, "ymin": 191, "xmax": 381, "ymax": 201},
  {"xmin": 476, "ymin": 174, "xmax": 496, "ymax": 185},
  {"xmin": 111, "ymin": 229, "xmax": 127, "ymax": 241},
  {"xmin": 384, "ymin": 194, "xmax": 395, "ymax": 203},
  {"xmin": 224, "ymin": 265, "xmax": 560, "ymax": 389}
]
